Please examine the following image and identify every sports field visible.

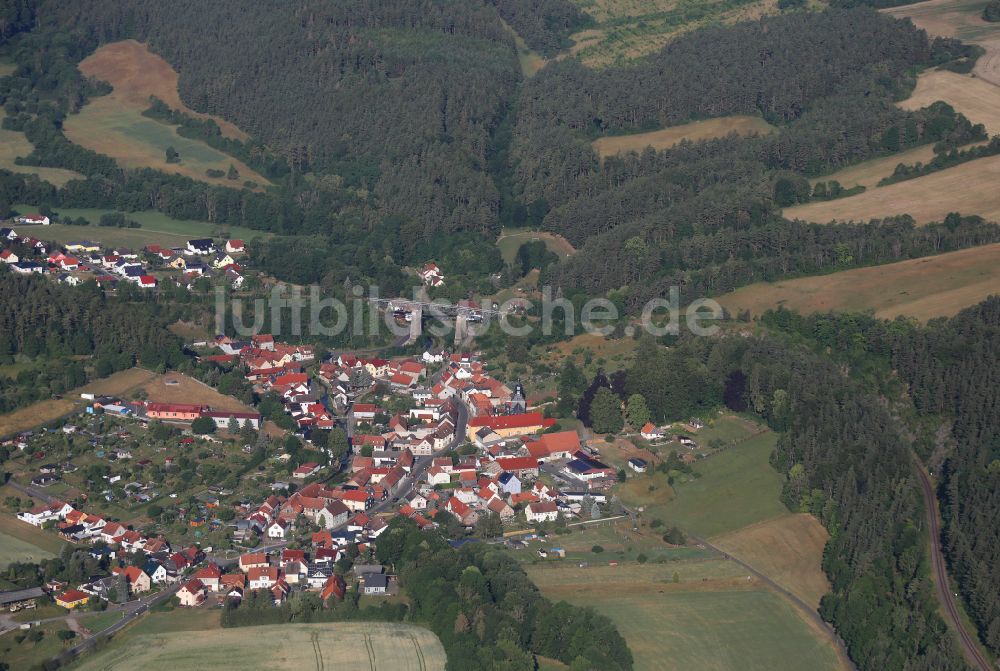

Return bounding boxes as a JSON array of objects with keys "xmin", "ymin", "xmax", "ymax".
[
  {"xmin": 783, "ymin": 152, "xmax": 1000, "ymax": 225},
  {"xmin": 717, "ymin": 242, "xmax": 1000, "ymax": 321},
  {"xmin": 74, "ymin": 622, "xmax": 446, "ymax": 671},
  {"xmin": 527, "ymin": 558, "xmax": 843, "ymax": 671},
  {"xmin": 0, "ymin": 111, "xmax": 83, "ymax": 186},
  {"xmin": 592, "ymin": 116, "xmax": 774, "ymax": 158},
  {"xmin": 66, "ymin": 41, "xmax": 268, "ymax": 188}
]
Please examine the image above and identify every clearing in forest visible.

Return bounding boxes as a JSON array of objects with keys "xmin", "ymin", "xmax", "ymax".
[
  {"xmin": 592, "ymin": 116, "xmax": 774, "ymax": 158},
  {"xmin": 497, "ymin": 228, "xmax": 576, "ymax": 265},
  {"xmin": 66, "ymin": 40, "xmax": 269, "ymax": 188},
  {"xmin": 717, "ymin": 242, "xmax": 1000, "ymax": 321},
  {"xmin": 73, "ymin": 622, "xmax": 446, "ymax": 671},
  {"xmin": 0, "ymin": 111, "xmax": 84, "ymax": 186}
]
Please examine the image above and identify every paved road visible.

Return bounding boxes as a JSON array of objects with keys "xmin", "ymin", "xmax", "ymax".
[
  {"xmin": 689, "ymin": 533, "xmax": 858, "ymax": 671},
  {"xmin": 912, "ymin": 457, "xmax": 992, "ymax": 671},
  {"xmin": 6, "ymin": 479, "xmax": 59, "ymax": 505}
]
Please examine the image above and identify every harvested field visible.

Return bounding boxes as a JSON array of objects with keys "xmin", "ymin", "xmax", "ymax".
[
  {"xmin": 78, "ymin": 368, "xmax": 159, "ymax": 397},
  {"xmin": 74, "ymin": 622, "xmax": 446, "ymax": 671},
  {"xmin": 0, "ymin": 530, "xmax": 57, "ymax": 568},
  {"xmin": 0, "ymin": 111, "xmax": 84, "ymax": 186},
  {"xmin": 67, "ymin": 41, "xmax": 269, "ymax": 188},
  {"xmin": 812, "ymin": 144, "xmax": 938, "ymax": 190},
  {"xmin": 0, "ymin": 399, "xmax": 77, "ymax": 438},
  {"xmin": 717, "ymin": 242, "xmax": 1000, "ymax": 321},
  {"xmin": 898, "ymin": 69, "xmax": 1000, "ymax": 134},
  {"xmin": 713, "ymin": 514, "xmax": 831, "ymax": 609},
  {"xmin": 592, "ymin": 116, "xmax": 774, "ymax": 158},
  {"xmin": 783, "ymin": 152, "xmax": 1000, "ymax": 225},
  {"xmin": 135, "ymin": 373, "xmax": 253, "ymax": 412}
]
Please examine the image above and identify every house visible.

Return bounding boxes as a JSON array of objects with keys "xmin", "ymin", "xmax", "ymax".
[
  {"xmin": 487, "ymin": 497, "xmax": 516, "ymax": 522},
  {"xmin": 495, "ymin": 456, "xmax": 539, "ymax": 478},
  {"xmin": 0, "ymin": 249, "xmax": 19, "ymax": 264},
  {"xmin": 220, "ymin": 573, "xmax": 246, "ymax": 593},
  {"xmin": 498, "ymin": 472, "xmax": 521, "ymax": 495},
  {"xmin": 112, "ymin": 565, "xmax": 151, "ymax": 594},
  {"xmin": 293, "ymin": 462, "xmax": 321, "ymax": 479},
  {"xmin": 17, "ymin": 214, "xmax": 50, "ymax": 226},
  {"xmin": 640, "ymin": 423, "xmax": 664, "ymax": 441},
  {"xmin": 138, "ymin": 275, "xmax": 157, "ymax": 289},
  {"xmin": 267, "ymin": 519, "xmax": 288, "ymax": 539},
  {"xmin": 525, "ymin": 431, "xmax": 580, "ymax": 461},
  {"xmin": 55, "ymin": 589, "xmax": 90, "ymax": 609},
  {"xmin": 419, "ymin": 263, "xmax": 445, "ymax": 287},
  {"xmin": 226, "ymin": 239, "xmax": 245, "ymax": 254},
  {"xmin": 212, "ymin": 252, "xmax": 237, "ymax": 268},
  {"xmin": 628, "ymin": 458, "xmax": 648, "ymax": 473},
  {"xmin": 17, "ymin": 500, "xmax": 72, "ymax": 526},
  {"xmin": 525, "ymin": 501, "xmax": 560, "ymax": 523},
  {"xmin": 360, "ymin": 572, "xmax": 389, "ymax": 595},
  {"xmin": 186, "ymin": 238, "xmax": 215, "ymax": 255},
  {"xmin": 321, "ymin": 574, "xmax": 346, "ymax": 602},
  {"xmin": 446, "ymin": 497, "xmax": 478, "ymax": 526},
  {"xmin": 352, "ymin": 403, "xmax": 377, "ymax": 422},
  {"xmin": 239, "ymin": 552, "xmax": 269, "ymax": 572},
  {"xmin": 563, "ymin": 454, "xmax": 616, "ymax": 481},
  {"xmin": 193, "ymin": 563, "xmax": 222, "ymax": 591},
  {"xmin": 314, "ymin": 501, "xmax": 350, "ymax": 530},
  {"xmin": 144, "ymin": 561, "xmax": 169, "ymax": 584},
  {"xmin": 177, "ymin": 578, "xmax": 207, "ymax": 607},
  {"xmin": 248, "ymin": 566, "xmax": 279, "ymax": 590},
  {"xmin": 11, "ymin": 261, "xmax": 43, "ymax": 274}
]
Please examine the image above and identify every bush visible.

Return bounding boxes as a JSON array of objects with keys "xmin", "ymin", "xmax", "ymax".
[
  {"xmin": 191, "ymin": 416, "xmax": 216, "ymax": 434},
  {"xmin": 636, "ymin": 553, "xmax": 648, "ymax": 564},
  {"xmin": 591, "ymin": 545, "xmax": 604, "ymax": 553}
]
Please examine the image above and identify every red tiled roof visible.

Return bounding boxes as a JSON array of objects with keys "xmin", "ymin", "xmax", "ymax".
[{"xmin": 468, "ymin": 412, "xmax": 554, "ymax": 431}]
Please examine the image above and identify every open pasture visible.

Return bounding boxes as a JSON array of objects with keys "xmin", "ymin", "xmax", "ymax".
[
  {"xmin": 717, "ymin": 242, "xmax": 1000, "ymax": 321},
  {"xmin": 592, "ymin": 116, "xmax": 774, "ymax": 158},
  {"xmin": 497, "ymin": 228, "xmax": 576, "ymax": 265},
  {"xmin": 0, "ymin": 111, "xmax": 84, "ymax": 186},
  {"xmin": 74, "ymin": 622, "xmax": 446, "ymax": 671}
]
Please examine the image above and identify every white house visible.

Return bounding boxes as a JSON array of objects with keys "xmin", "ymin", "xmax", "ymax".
[
  {"xmin": 17, "ymin": 214, "xmax": 50, "ymax": 225},
  {"xmin": 17, "ymin": 501, "xmax": 73, "ymax": 527},
  {"xmin": 525, "ymin": 501, "xmax": 560, "ymax": 523},
  {"xmin": 267, "ymin": 520, "xmax": 287, "ymax": 539}
]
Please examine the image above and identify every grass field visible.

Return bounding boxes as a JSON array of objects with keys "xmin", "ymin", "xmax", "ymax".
[
  {"xmin": 717, "ymin": 242, "xmax": 1000, "ymax": 321},
  {"xmin": 66, "ymin": 41, "xmax": 268, "ymax": 189},
  {"xmin": 566, "ymin": 0, "xmax": 782, "ymax": 67},
  {"xmin": 78, "ymin": 368, "xmax": 159, "ymax": 397},
  {"xmin": 712, "ymin": 514, "xmax": 830, "ymax": 609},
  {"xmin": 74, "ymin": 622, "xmax": 446, "ymax": 671},
  {"xmin": 592, "ymin": 116, "xmax": 774, "ymax": 158},
  {"xmin": 11, "ymin": 204, "xmax": 268, "ymax": 248},
  {"xmin": 783, "ymin": 152, "xmax": 1000, "ymax": 225},
  {"xmin": 638, "ymin": 431, "xmax": 787, "ymax": 537},
  {"xmin": 0, "ymin": 111, "xmax": 84, "ymax": 186},
  {"xmin": 0, "ymin": 622, "xmax": 70, "ymax": 671},
  {"xmin": 527, "ymin": 558, "xmax": 842, "ymax": 671},
  {"xmin": 0, "ymin": 530, "xmax": 57, "ymax": 568},
  {"xmin": 497, "ymin": 228, "xmax": 576, "ymax": 265},
  {"xmin": 0, "ymin": 506, "xmax": 67, "ymax": 558}
]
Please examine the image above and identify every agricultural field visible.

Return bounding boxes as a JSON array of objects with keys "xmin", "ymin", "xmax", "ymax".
[
  {"xmin": 73, "ymin": 622, "xmax": 446, "ymax": 671},
  {"xmin": 526, "ymin": 557, "xmax": 843, "ymax": 671},
  {"xmin": 0, "ymin": 530, "xmax": 57, "ymax": 568},
  {"xmin": 10, "ymin": 203, "xmax": 268, "ymax": 248},
  {"xmin": 496, "ymin": 228, "xmax": 576, "ymax": 265},
  {"xmin": 712, "ymin": 514, "xmax": 830, "ymax": 609},
  {"xmin": 899, "ymin": 70, "xmax": 1000, "ymax": 135},
  {"xmin": 0, "ymin": 111, "xmax": 84, "ymax": 186},
  {"xmin": 566, "ymin": 0, "xmax": 783, "ymax": 67},
  {"xmin": 65, "ymin": 41, "xmax": 269, "ymax": 189},
  {"xmin": 632, "ymin": 430, "xmax": 786, "ymax": 537},
  {"xmin": 783, "ymin": 152, "xmax": 1000, "ymax": 225},
  {"xmin": 0, "ymin": 506, "xmax": 67, "ymax": 566},
  {"xmin": 717, "ymin": 242, "xmax": 1000, "ymax": 321},
  {"xmin": 0, "ymin": 622, "xmax": 71, "ymax": 671},
  {"xmin": 592, "ymin": 116, "xmax": 774, "ymax": 158}
]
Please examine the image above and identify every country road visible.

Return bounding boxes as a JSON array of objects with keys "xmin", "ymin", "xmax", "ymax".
[{"xmin": 912, "ymin": 457, "xmax": 993, "ymax": 671}]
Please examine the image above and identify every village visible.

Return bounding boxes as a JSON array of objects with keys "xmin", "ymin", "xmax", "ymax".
[
  {"xmin": 0, "ymin": 317, "xmax": 679, "ymax": 635},
  {"xmin": 0, "ymin": 214, "xmax": 249, "ymax": 291}
]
